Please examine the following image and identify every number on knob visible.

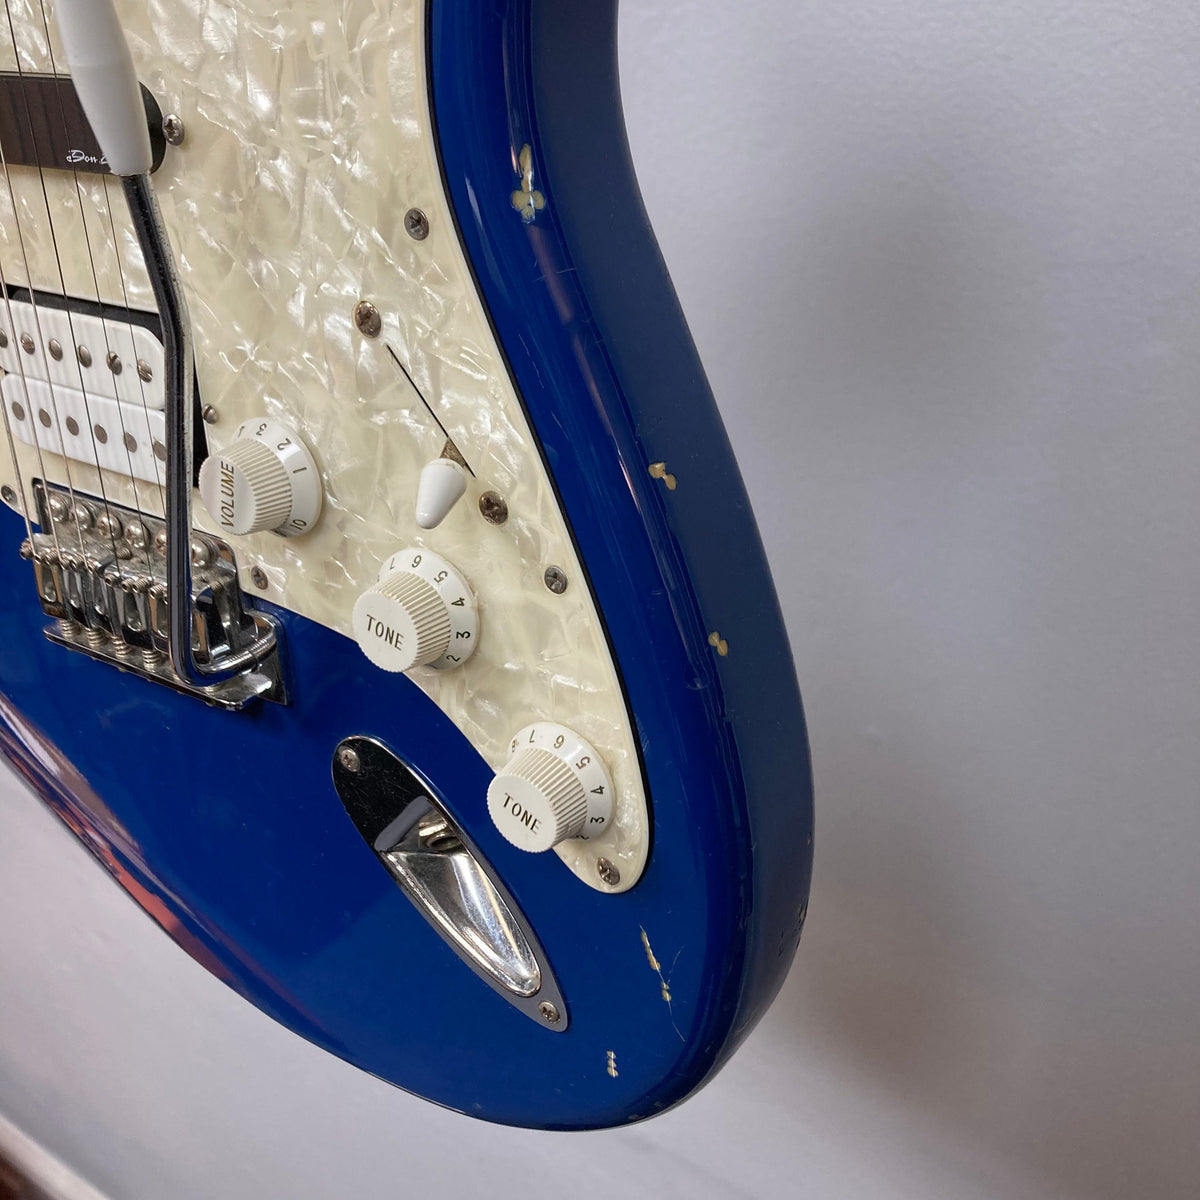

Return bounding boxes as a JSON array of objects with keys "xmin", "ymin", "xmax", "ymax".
[
  {"xmin": 198, "ymin": 417, "xmax": 322, "ymax": 537},
  {"xmin": 487, "ymin": 723, "xmax": 614, "ymax": 853},
  {"xmin": 352, "ymin": 547, "xmax": 478, "ymax": 672}
]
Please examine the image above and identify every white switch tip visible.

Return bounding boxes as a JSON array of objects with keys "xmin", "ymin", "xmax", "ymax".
[{"xmin": 415, "ymin": 458, "xmax": 468, "ymax": 529}]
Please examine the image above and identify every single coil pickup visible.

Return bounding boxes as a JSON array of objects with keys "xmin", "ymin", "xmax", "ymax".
[
  {"xmin": 3, "ymin": 375, "xmax": 166, "ymax": 485},
  {"xmin": 0, "ymin": 299, "xmax": 165, "ymax": 408}
]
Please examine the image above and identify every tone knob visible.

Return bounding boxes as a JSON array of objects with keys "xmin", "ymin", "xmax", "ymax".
[
  {"xmin": 352, "ymin": 547, "xmax": 478, "ymax": 672},
  {"xmin": 487, "ymin": 723, "xmax": 614, "ymax": 852},
  {"xmin": 198, "ymin": 417, "xmax": 322, "ymax": 537}
]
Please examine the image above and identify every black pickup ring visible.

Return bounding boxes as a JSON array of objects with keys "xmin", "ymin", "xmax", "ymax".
[{"xmin": 0, "ymin": 71, "xmax": 166, "ymax": 176}]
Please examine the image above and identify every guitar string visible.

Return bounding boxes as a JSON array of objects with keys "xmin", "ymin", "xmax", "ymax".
[
  {"xmin": 37, "ymin": 0, "xmax": 156, "ymax": 574},
  {"xmin": 0, "ymin": 7, "xmax": 67, "ymax": 561},
  {"xmin": 2, "ymin": 0, "xmax": 90, "ymax": 565},
  {"xmin": 11, "ymin": 0, "xmax": 153, "ymax": 575},
  {"xmin": 99, "ymin": 175, "xmax": 168, "ymax": 526},
  {"xmin": 0, "ymin": 208, "xmax": 40, "ymax": 552},
  {"xmin": 34, "ymin": 3, "xmax": 132, "ymax": 576}
]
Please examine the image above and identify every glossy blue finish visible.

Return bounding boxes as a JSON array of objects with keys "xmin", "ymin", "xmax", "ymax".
[
  {"xmin": 429, "ymin": 0, "xmax": 813, "ymax": 1051},
  {"xmin": 0, "ymin": 0, "xmax": 812, "ymax": 1130}
]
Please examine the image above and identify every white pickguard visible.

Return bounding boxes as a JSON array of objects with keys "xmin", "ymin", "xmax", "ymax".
[{"xmin": 0, "ymin": 0, "xmax": 649, "ymax": 891}]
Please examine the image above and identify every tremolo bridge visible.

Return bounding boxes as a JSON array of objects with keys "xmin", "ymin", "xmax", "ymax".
[{"xmin": 22, "ymin": 480, "xmax": 286, "ymax": 709}]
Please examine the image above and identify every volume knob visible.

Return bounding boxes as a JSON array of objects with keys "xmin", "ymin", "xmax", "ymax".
[
  {"xmin": 352, "ymin": 547, "xmax": 477, "ymax": 672},
  {"xmin": 198, "ymin": 417, "xmax": 322, "ymax": 537},
  {"xmin": 487, "ymin": 723, "xmax": 614, "ymax": 852}
]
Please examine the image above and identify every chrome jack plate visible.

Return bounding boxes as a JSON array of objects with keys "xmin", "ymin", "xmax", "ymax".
[
  {"xmin": 24, "ymin": 480, "xmax": 286, "ymax": 710},
  {"xmin": 332, "ymin": 736, "xmax": 568, "ymax": 1031}
]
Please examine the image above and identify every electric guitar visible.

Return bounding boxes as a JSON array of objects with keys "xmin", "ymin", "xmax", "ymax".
[{"xmin": 0, "ymin": 0, "xmax": 813, "ymax": 1129}]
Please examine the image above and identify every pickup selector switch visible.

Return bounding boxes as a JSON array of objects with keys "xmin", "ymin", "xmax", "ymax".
[
  {"xmin": 353, "ymin": 547, "xmax": 477, "ymax": 672},
  {"xmin": 487, "ymin": 723, "xmax": 614, "ymax": 853},
  {"xmin": 198, "ymin": 417, "xmax": 322, "ymax": 537}
]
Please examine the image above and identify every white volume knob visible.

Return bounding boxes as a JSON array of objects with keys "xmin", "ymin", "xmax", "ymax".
[
  {"xmin": 352, "ymin": 547, "xmax": 477, "ymax": 672},
  {"xmin": 487, "ymin": 723, "xmax": 614, "ymax": 853},
  {"xmin": 198, "ymin": 417, "xmax": 322, "ymax": 537}
]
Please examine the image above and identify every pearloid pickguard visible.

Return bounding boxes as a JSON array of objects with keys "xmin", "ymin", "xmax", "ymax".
[{"xmin": 0, "ymin": 0, "xmax": 647, "ymax": 890}]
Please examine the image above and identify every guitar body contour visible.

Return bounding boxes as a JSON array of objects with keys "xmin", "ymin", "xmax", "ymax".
[{"xmin": 0, "ymin": 0, "xmax": 812, "ymax": 1128}]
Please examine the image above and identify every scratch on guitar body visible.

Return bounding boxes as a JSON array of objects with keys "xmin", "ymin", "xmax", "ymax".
[{"xmin": 640, "ymin": 927, "xmax": 684, "ymax": 1041}]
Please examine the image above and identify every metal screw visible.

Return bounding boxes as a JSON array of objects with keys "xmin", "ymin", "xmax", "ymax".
[
  {"xmin": 1, "ymin": 485, "xmax": 16, "ymax": 505},
  {"xmin": 47, "ymin": 337, "xmax": 63, "ymax": 361},
  {"xmin": 404, "ymin": 208, "xmax": 429, "ymax": 240},
  {"xmin": 19, "ymin": 333, "xmax": 34, "ymax": 354},
  {"xmin": 137, "ymin": 359, "xmax": 153, "ymax": 382},
  {"xmin": 96, "ymin": 511, "xmax": 123, "ymax": 540},
  {"xmin": 538, "ymin": 1001, "xmax": 561, "ymax": 1024},
  {"xmin": 0, "ymin": 329, "xmax": 7, "ymax": 348},
  {"xmin": 191, "ymin": 537, "xmax": 215, "ymax": 569},
  {"xmin": 77, "ymin": 344, "xmax": 92, "ymax": 368},
  {"xmin": 543, "ymin": 565, "xmax": 568, "ymax": 594},
  {"xmin": 47, "ymin": 493, "xmax": 70, "ymax": 523},
  {"xmin": 353, "ymin": 299, "xmax": 382, "ymax": 338},
  {"xmin": 73, "ymin": 502, "xmax": 95, "ymax": 532},
  {"xmin": 596, "ymin": 857, "xmax": 620, "ymax": 886},
  {"xmin": 250, "ymin": 565, "xmax": 269, "ymax": 590},
  {"xmin": 125, "ymin": 519, "xmax": 148, "ymax": 549},
  {"xmin": 106, "ymin": 351, "xmax": 122, "ymax": 375},
  {"xmin": 153, "ymin": 528, "xmax": 168, "ymax": 555},
  {"xmin": 478, "ymin": 491, "xmax": 508, "ymax": 525},
  {"xmin": 201, "ymin": 404, "xmax": 219, "ymax": 424},
  {"xmin": 337, "ymin": 745, "xmax": 361, "ymax": 773},
  {"xmin": 162, "ymin": 113, "xmax": 185, "ymax": 146}
]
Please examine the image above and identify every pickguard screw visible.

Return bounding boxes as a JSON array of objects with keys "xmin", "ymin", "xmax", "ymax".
[
  {"xmin": 47, "ymin": 338, "xmax": 63, "ymax": 361},
  {"xmin": 1, "ymin": 485, "xmax": 16, "ymax": 506},
  {"xmin": 19, "ymin": 333, "xmax": 34, "ymax": 354},
  {"xmin": 338, "ymin": 745, "xmax": 361, "ymax": 773},
  {"xmin": 538, "ymin": 1001, "xmax": 561, "ymax": 1024},
  {"xmin": 596, "ymin": 858, "xmax": 620, "ymax": 887},
  {"xmin": 106, "ymin": 351, "xmax": 122, "ymax": 375},
  {"xmin": 137, "ymin": 359, "xmax": 153, "ymax": 382},
  {"xmin": 353, "ymin": 299, "xmax": 382, "ymax": 338},
  {"xmin": 162, "ymin": 114, "xmax": 185, "ymax": 146},
  {"xmin": 0, "ymin": 330, "xmax": 7, "ymax": 348},
  {"xmin": 478, "ymin": 491, "xmax": 508, "ymax": 525},
  {"xmin": 77, "ymin": 344, "xmax": 92, "ymax": 368},
  {"xmin": 404, "ymin": 208, "xmax": 429, "ymax": 240},
  {"xmin": 201, "ymin": 404, "xmax": 219, "ymax": 424},
  {"xmin": 543, "ymin": 565, "xmax": 568, "ymax": 594},
  {"xmin": 250, "ymin": 565, "xmax": 269, "ymax": 590}
]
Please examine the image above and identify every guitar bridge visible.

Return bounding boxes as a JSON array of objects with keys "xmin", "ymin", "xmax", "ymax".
[{"xmin": 21, "ymin": 480, "xmax": 286, "ymax": 710}]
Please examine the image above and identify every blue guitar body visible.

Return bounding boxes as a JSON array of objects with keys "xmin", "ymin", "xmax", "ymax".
[{"xmin": 0, "ymin": 0, "xmax": 812, "ymax": 1128}]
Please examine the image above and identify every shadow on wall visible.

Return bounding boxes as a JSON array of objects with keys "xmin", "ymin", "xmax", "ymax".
[{"xmin": 743, "ymin": 126, "xmax": 1200, "ymax": 1200}]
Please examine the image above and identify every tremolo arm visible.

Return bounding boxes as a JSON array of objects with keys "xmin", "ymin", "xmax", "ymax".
[{"xmin": 45, "ymin": 0, "xmax": 285, "ymax": 707}]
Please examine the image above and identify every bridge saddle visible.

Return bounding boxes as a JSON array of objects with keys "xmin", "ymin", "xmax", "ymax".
[{"xmin": 21, "ymin": 480, "xmax": 286, "ymax": 710}]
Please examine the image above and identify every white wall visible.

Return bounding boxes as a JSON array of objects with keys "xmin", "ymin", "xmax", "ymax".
[{"xmin": 2, "ymin": 2, "xmax": 1198, "ymax": 1196}]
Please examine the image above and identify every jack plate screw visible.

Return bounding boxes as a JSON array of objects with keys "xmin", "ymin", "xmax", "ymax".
[
  {"xmin": 538, "ymin": 1001, "xmax": 561, "ymax": 1024},
  {"xmin": 338, "ymin": 745, "xmax": 361, "ymax": 773}
]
